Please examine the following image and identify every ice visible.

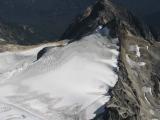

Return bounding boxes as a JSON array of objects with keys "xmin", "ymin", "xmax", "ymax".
[
  {"xmin": 126, "ymin": 54, "xmax": 146, "ymax": 67},
  {"xmin": 129, "ymin": 45, "xmax": 141, "ymax": 57},
  {"xmin": 136, "ymin": 45, "xmax": 141, "ymax": 57},
  {"xmin": 142, "ymin": 87, "xmax": 152, "ymax": 96},
  {"xmin": 96, "ymin": 26, "xmax": 110, "ymax": 36},
  {"xmin": 146, "ymin": 46, "xmax": 149, "ymax": 50},
  {"xmin": 0, "ymin": 32, "xmax": 119, "ymax": 120}
]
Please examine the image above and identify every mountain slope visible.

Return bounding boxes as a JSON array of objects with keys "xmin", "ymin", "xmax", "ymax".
[
  {"xmin": 0, "ymin": 18, "xmax": 54, "ymax": 45},
  {"xmin": 61, "ymin": 0, "xmax": 155, "ymax": 42},
  {"xmin": 61, "ymin": 0, "xmax": 160, "ymax": 119},
  {"xmin": 0, "ymin": 29, "xmax": 119, "ymax": 120},
  {"xmin": 0, "ymin": 0, "xmax": 159, "ymax": 120}
]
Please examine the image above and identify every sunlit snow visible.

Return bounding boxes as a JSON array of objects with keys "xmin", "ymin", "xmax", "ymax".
[
  {"xmin": 0, "ymin": 29, "xmax": 119, "ymax": 120},
  {"xmin": 129, "ymin": 45, "xmax": 141, "ymax": 57}
]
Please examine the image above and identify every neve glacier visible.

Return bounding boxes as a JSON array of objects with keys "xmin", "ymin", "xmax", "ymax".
[{"xmin": 0, "ymin": 30, "xmax": 119, "ymax": 120}]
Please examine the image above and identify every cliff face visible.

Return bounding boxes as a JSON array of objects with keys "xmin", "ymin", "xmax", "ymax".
[
  {"xmin": 61, "ymin": 0, "xmax": 156, "ymax": 41},
  {"xmin": 107, "ymin": 29, "xmax": 160, "ymax": 120},
  {"xmin": 61, "ymin": 0, "xmax": 160, "ymax": 119}
]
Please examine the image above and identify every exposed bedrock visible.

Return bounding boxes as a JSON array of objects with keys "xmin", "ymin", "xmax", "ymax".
[{"xmin": 61, "ymin": 0, "xmax": 160, "ymax": 119}]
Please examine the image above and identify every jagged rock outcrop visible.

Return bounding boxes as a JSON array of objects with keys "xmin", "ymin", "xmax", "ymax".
[
  {"xmin": 61, "ymin": 0, "xmax": 160, "ymax": 119},
  {"xmin": 61, "ymin": 0, "xmax": 155, "ymax": 42}
]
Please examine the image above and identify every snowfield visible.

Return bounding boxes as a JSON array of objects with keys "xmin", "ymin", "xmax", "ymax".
[{"xmin": 0, "ymin": 29, "xmax": 119, "ymax": 120}]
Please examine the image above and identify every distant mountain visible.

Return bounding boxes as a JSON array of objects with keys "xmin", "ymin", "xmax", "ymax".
[
  {"xmin": 0, "ymin": 18, "xmax": 57, "ymax": 45},
  {"xmin": 112, "ymin": 0, "xmax": 160, "ymax": 33},
  {"xmin": 0, "ymin": 0, "xmax": 96, "ymax": 41},
  {"xmin": 1, "ymin": 0, "xmax": 160, "ymax": 45}
]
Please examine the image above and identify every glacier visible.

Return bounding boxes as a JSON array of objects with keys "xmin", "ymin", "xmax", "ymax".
[{"xmin": 0, "ymin": 29, "xmax": 119, "ymax": 120}]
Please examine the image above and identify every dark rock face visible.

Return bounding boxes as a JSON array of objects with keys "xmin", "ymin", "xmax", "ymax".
[
  {"xmin": 61, "ymin": 0, "xmax": 160, "ymax": 119},
  {"xmin": 37, "ymin": 47, "xmax": 48, "ymax": 60},
  {"xmin": 0, "ymin": 20, "xmax": 31, "ymax": 44},
  {"xmin": 61, "ymin": 0, "xmax": 156, "ymax": 42}
]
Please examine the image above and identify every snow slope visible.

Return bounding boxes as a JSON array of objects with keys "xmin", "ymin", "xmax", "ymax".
[{"xmin": 0, "ymin": 29, "xmax": 119, "ymax": 120}]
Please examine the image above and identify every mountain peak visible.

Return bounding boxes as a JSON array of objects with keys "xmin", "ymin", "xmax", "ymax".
[
  {"xmin": 0, "ymin": 1, "xmax": 160, "ymax": 120},
  {"xmin": 61, "ymin": 0, "xmax": 155, "ymax": 42},
  {"xmin": 60, "ymin": 0, "xmax": 160, "ymax": 119}
]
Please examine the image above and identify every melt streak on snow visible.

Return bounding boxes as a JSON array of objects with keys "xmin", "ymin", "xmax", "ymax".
[{"xmin": 0, "ymin": 29, "xmax": 119, "ymax": 120}]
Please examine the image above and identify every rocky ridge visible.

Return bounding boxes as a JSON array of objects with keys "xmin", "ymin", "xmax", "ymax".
[
  {"xmin": 61, "ymin": 0, "xmax": 160, "ymax": 119},
  {"xmin": 0, "ymin": 0, "xmax": 159, "ymax": 119}
]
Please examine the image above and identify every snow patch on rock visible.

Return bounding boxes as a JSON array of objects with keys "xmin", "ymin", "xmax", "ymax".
[
  {"xmin": 129, "ymin": 45, "xmax": 141, "ymax": 57},
  {"xmin": 126, "ymin": 54, "xmax": 146, "ymax": 68}
]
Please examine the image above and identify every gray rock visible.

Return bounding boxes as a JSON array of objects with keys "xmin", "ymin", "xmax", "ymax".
[{"xmin": 61, "ymin": 0, "xmax": 160, "ymax": 119}]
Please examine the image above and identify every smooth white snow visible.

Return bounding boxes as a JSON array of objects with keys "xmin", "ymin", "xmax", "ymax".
[{"xmin": 0, "ymin": 30, "xmax": 119, "ymax": 120}]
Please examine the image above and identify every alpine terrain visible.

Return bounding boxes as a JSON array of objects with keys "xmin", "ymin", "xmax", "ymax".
[{"xmin": 0, "ymin": 0, "xmax": 159, "ymax": 120}]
